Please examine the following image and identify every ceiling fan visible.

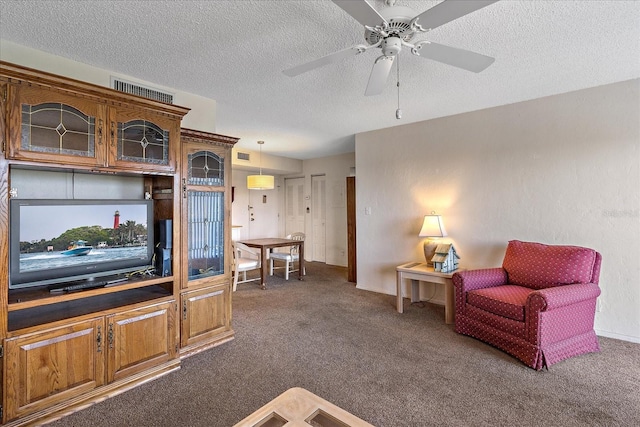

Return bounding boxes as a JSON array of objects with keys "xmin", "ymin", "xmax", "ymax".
[{"xmin": 283, "ymin": 0, "xmax": 498, "ymax": 97}]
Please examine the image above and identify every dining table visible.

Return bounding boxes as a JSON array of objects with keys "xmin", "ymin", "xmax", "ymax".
[{"xmin": 237, "ymin": 238, "xmax": 305, "ymax": 289}]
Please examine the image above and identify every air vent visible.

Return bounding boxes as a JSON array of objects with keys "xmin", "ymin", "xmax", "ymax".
[
  {"xmin": 111, "ymin": 77, "xmax": 174, "ymax": 104},
  {"xmin": 237, "ymin": 152, "xmax": 250, "ymax": 161}
]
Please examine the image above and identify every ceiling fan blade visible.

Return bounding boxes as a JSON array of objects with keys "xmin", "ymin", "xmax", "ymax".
[
  {"xmin": 332, "ymin": 0, "xmax": 387, "ymax": 27},
  {"xmin": 283, "ymin": 45, "xmax": 366, "ymax": 77},
  {"xmin": 413, "ymin": 0, "xmax": 499, "ymax": 31},
  {"xmin": 365, "ymin": 56, "xmax": 395, "ymax": 96},
  {"xmin": 415, "ymin": 42, "xmax": 494, "ymax": 73}
]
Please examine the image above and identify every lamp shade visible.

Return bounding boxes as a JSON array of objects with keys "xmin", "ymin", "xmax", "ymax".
[
  {"xmin": 247, "ymin": 174, "xmax": 274, "ymax": 190},
  {"xmin": 418, "ymin": 214, "xmax": 447, "ymax": 238}
]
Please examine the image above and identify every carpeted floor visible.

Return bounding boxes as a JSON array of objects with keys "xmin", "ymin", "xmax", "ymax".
[{"xmin": 48, "ymin": 262, "xmax": 640, "ymax": 426}]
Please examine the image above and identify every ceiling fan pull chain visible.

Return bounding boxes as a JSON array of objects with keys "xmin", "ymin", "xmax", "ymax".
[{"xmin": 396, "ymin": 54, "xmax": 402, "ymax": 120}]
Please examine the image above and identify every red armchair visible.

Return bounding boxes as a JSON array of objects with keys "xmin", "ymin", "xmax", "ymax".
[{"xmin": 452, "ymin": 240, "xmax": 602, "ymax": 370}]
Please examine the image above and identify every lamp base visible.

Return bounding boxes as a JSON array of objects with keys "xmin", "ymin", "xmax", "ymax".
[{"xmin": 423, "ymin": 241, "xmax": 438, "ymax": 266}]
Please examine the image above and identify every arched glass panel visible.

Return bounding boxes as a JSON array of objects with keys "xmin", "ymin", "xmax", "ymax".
[
  {"xmin": 21, "ymin": 103, "xmax": 95, "ymax": 156},
  {"xmin": 188, "ymin": 150, "xmax": 224, "ymax": 186},
  {"xmin": 117, "ymin": 120, "xmax": 169, "ymax": 165}
]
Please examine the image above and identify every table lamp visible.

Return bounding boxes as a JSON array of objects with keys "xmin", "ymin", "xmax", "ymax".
[{"xmin": 419, "ymin": 212, "xmax": 447, "ymax": 265}]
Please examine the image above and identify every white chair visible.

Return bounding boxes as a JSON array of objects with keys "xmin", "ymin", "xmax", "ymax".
[
  {"xmin": 232, "ymin": 241, "xmax": 261, "ymax": 291},
  {"xmin": 269, "ymin": 232, "xmax": 306, "ymax": 280}
]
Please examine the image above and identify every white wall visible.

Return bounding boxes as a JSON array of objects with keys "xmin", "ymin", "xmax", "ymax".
[
  {"xmin": 0, "ymin": 40, "xmax": 217, "ymax": 132},
  {"xmin": 356, "ymin": 79, "xmax": 640, "ymax": 343}
]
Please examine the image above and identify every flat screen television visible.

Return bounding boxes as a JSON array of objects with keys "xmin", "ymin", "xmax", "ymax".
[{"xmin": 9, "ymin": 199, "xmax": 154, "ymax": 289}]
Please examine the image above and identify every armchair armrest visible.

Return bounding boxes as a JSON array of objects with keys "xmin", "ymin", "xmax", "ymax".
[
  {"xmin": 528, "ymin": 283, "xmax": 601, "ymax": 312},
  {"xmin": 452, "ymin": 268, "xmax": 508, "ymax": 292}
]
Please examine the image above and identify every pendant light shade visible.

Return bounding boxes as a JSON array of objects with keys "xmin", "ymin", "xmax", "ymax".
[
  {"xmin": 247, "ymin": 174, "xmax": 274, "ymax": 190},
  {"xmin": 247, "ymin": 140, "xmax": 275, "ymax": 190}
]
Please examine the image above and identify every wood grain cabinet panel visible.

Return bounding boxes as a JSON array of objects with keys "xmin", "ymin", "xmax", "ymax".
[
  {"xmin": 107, "ymin": 301, "xmax": 176, "ymax": 383},
  {"xmin": 181, "ymin": 284, "xmax": 231, "ymax": 349},
  {"xmin": 3, "ymin": 318, "xmax": 106, "ymax": 421}
]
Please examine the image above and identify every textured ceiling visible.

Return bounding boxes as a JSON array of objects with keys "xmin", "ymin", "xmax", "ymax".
[{"xmin": 1, "ymin": 0, "xmax": 639, "ymax": 159}]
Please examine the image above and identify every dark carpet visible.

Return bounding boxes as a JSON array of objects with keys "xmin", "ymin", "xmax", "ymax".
[{"xmin": 49, "ymin": 262, "xmax": 640, "ymax": 426}]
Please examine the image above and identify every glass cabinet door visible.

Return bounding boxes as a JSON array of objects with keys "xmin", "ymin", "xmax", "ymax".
[
  {"xmin": 110, "ymin": 107, "xmax": 178, "ymax": 172},
  {"xmin": 9, "ymin": 85, "xmax": 106, "ymax": 166},
  {"xmin": 21, "ymin": 103, "xmax": 96, "ymax": 157},
  {"xmin": 116, "ymin": 119, "xmax": 169, "ymax": 166},
  {"xmin": 186, "ymin": 150, "xmax": 225, "ymax": 281}
]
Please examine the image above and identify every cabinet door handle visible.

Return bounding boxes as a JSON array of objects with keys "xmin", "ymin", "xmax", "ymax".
[
  {"xmin": 108, "ymin": 323, "xmax": 114, "ymax": 349},
  {"xmin": 182, "ymin": 178, "xmax": 187, "ymax": 199},
  {"xmin": 98, "ymin": 119, "xmax": 103, "ymax": 146},
  {"xmin": 96, "ymin": 325, "xmax": 102, "ymax": 353},
  {"xmin": 110, "ymin": 121, "xmax": 116, "ymax": 147},
  {"xmin": 183, "ymin": 300, "xmax": 188, "ymax": 320}
]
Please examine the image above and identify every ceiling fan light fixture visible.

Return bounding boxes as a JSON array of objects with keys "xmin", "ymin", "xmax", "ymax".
[{"xmin": 382, "ymin": 37, "xmax": 402, "ymax": 56}]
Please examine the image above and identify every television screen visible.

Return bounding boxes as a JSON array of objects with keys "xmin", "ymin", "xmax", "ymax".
[{"xmin": 9, "ymin": 199, "xmax": 154, "ymax": 289}]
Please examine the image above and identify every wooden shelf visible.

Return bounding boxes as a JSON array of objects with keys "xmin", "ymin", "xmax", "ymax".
[
  {"xmin": 8, "ymin": 275, "xmax": 174, "ymax": 311},
  {"xmin": 7, "ymin": 285, "xmax": 173, "ymax": 333}
]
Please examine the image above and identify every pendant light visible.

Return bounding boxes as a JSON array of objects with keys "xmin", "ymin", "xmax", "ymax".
[{"xmin": 247, "ymin": 140, "xmax": 275, "ymax": 190}]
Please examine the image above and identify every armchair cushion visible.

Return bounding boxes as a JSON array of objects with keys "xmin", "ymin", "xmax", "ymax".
[{"xmin": 467, "ymin": 285, "xmax": 531, "ymax": 321}]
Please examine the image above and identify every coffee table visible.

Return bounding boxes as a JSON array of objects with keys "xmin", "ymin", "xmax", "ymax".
[{"xmin": 233, "ymin": 387, "xmax": 373, "ymax": 427}]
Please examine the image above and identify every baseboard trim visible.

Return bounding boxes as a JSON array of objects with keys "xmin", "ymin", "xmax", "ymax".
[{"xmin": 595, "ymin": 329, "xmax": 640, "ymax": 344}]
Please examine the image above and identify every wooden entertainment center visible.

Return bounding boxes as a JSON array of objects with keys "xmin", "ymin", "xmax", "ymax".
[{"xmin": 0, "ymin": 62, "xmax": 238, "ymax": 425}]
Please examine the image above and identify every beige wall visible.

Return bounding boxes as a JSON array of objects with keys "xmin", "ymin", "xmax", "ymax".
[{"xmin": 355, "ymin": 79, "xmax": 640, "ymax": 343}]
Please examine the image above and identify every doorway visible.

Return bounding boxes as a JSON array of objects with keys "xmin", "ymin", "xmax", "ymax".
[{"xmin": 284, "ymin": 177, "xmax": 305, "ymax": 236}]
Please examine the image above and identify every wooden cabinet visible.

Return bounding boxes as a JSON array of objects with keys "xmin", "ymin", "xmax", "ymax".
[
  {"xmin": 179, "ymin": 129, "xmax": 237, "ymax": 357},
  {"xmin": 3, "ymin": 300, "xmax": 176, "ymax": 421},
  {"xmin": 0, "ymin": 62, "xmax": 195, "ymax": 425},
  {"xmin": 2, "ymin": 61, "xmax": 185, "ymax": 173}
]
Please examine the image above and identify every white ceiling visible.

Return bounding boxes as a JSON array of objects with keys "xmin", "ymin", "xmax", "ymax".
[{"xmin": 1, "ymin": 0, "xmax": 639, "ymax": 160}]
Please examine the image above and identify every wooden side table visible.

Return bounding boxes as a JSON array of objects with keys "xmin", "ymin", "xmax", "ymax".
[{"xmin": 396, "ymin": 262, "xmax": 458, "ymax": 324}]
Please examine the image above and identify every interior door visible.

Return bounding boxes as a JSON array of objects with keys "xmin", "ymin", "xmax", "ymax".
[
  {"xmin": 284, "ymin": 177, "xmax": 305, "ymax": 236},
  {"xmin": 311, "ymin": 174, "xmax": 326, "ymax": 262}
]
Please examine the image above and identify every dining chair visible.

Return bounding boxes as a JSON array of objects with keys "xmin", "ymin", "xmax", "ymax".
[
  {"xmin": 232, "ymin": 241, "xmax": 261, "ymax": 291},
  {"xmin": 269, "ymin": 232, "xmax": 305, "ymax": 280}
]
